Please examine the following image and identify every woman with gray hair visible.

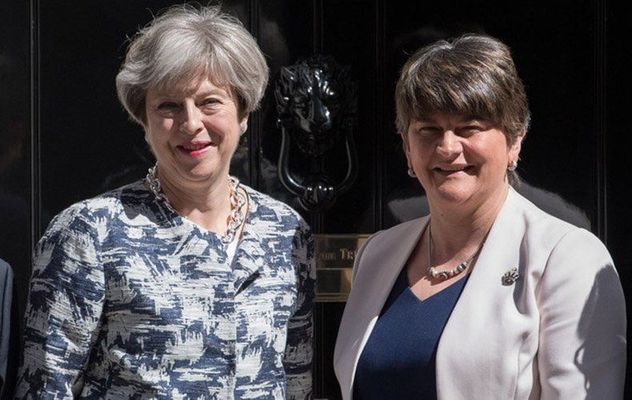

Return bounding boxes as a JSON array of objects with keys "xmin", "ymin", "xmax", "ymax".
[
  {"xmin": 335, "ymin": 34, "xmax": 625, "ymax": 399},
  {"xmin": 16, "ymin": 5, "xmax": 314, "ymax": 399}
]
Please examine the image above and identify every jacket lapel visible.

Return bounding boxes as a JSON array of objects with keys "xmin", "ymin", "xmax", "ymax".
[
  {"xmin": 436, "ymin": 188, "xmax": 527, "ymax": 399},
  {"xmin": 230, "ymin": 193, "xmax": 266, "ymax": 294},
  {"xmin": 335, "ymin": 216, "xmax": 429, "ymax": 398}
]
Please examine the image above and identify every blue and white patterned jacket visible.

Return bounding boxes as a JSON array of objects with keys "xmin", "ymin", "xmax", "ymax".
[{"xmin": 16, "ymin": 180, "xmax": 315, "ymax": 399}]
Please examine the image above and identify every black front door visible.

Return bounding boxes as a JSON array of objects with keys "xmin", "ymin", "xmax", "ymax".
[{"xmin": 1, "ymin": 1, "xmax": 630, "ymax": 398}]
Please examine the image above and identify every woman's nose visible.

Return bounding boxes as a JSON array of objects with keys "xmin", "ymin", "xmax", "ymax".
[
  {"xmin": 179, "ymin": 102, "xmax": 204, "ymax": 135},
  {"xmin": 436, "ymin": 130, "xmax": 461, "ymax": 157}
]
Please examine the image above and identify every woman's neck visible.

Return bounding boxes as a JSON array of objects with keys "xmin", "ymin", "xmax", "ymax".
[
  {"xmin": 157, "ymin": 168, "xmax": 232, "ymax": 233},
  {"xmin": 427, "ymin": 184, "xmax": 508, "ymax": 257}
]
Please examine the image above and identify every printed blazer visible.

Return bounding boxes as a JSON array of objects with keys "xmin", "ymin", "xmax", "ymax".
[
  {"xmin": 334, "ymin": 187, "xmax": 626, "ymax": 400},
  {"xmin": 16, "ymin": 180, "xmax": 315, "ymax": 400}
]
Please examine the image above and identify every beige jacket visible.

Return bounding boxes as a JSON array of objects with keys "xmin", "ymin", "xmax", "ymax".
[{"xmin": 334, "ymin": 188, "xmax": 626, "ymax": 399}]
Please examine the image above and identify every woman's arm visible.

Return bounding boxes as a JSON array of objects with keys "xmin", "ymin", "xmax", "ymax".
[
  {"xmin": 284, "ymin": 219, "xmax": 316, "ymax": 400},
  {"xmin": 15, "ymin": 206, "xmax": 105, "ymax": 399},
  {"xmin": 537, "ymin": 228, "xmax": 626, "ymax": 399}
]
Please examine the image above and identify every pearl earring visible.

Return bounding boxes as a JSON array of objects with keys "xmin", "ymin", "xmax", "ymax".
[{"xmin": 508, "ymin": 160, "xmax": 518, "ymax": 171}]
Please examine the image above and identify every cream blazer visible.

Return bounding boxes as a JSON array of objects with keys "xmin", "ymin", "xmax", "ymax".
[{"xmin": 334, "ymin": 188, "xmax": 626, "ymax": 399}]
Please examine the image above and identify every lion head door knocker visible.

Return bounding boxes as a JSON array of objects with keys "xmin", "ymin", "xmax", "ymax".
[{"xmin": 275, "ymin": 55, "xmax": 358, "ymax": 212}]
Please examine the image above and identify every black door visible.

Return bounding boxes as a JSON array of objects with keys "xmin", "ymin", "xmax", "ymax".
[{"xmin": 1, "ymin": 1, "xmax": 630, "ymax": 398}]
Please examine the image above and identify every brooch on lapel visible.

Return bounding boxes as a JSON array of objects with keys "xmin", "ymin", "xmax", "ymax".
[{"xmin": 501, "ymin": 268, "xmax": 520, "ymax": 286}]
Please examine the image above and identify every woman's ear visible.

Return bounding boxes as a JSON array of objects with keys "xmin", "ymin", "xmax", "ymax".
[
  {"xmin": 508, "ymin": 130, "xmax": 525, "ymax": 163},
  {"xmin": 239, "ymin": 117, "xmax": 249, "ymax": 135},
  {"xmin": 401, "ymin": 132, "xmax": 415, "ymax": 173}
]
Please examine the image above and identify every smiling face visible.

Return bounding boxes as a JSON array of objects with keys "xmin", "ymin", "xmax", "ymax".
[
  {"xmin": 144, "ymin": 77, "xmax": 246, "ymax": 191},
  {"xmin": 404, "ymin": 112, "xmax": 523, "ymax": 210}
]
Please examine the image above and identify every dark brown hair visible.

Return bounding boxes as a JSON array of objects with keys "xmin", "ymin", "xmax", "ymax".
[{"xmin": 395, "ymin": 34, "xmax": 530, "ymax": 145}]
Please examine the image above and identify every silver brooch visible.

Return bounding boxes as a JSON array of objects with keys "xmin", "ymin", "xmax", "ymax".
[{"xmin": 501, "ymin": 268, "xmax": 520, "ymax": 286}]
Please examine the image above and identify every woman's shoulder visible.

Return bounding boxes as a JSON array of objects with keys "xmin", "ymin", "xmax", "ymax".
[
  {"xmin": 509, "ymin": 188, "xmax": 613, "ymax": 272},
  {"xmin": 509, "ymin": 187, "xmax": 588, "ymax": 237},
  {"xmin": 45, "ymin": 180, "xmax": 150, "ymax": 232},
  {"xmin": 363, "ymin": 217, "xmax": 427, "ymax": 251},
  {"xmin": 512, "ymin": 181, "xmax": 591, "ymax": 229},
  {"xmin": 243, "ymin": 185, "xmax": 308, "ymax": 228},
  {"xmin": 351, "ymin": 217, "xmax": 427, "ymax": 278}
]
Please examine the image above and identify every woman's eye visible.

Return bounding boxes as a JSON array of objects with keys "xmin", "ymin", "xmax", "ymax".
[
  {"xmin": 459, "ymin": 125, "xmax": 482, "ymax": 135},
  {"xmin": 201, "ymin": 98, "xmax": 221, "ymax": 107},
  {"xmin": 155, "ymin": 102, "xmax": 180, "ymax": 117},
  {"xmin": 418, "ymin": 127, "xmax": 440, "ymax": 136},
  {"xmin": 157, "ymin": 102, "xmax": 180, "ymax": 111}
]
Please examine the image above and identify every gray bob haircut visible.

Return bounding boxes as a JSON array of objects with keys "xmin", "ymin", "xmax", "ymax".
[
  {"xmin": 395, "ymin": 34, "xmax": 530, "ymax": 144},
  {"xmin": 116, "ymin": 4, "xmax": 269, "ymax": 124}
]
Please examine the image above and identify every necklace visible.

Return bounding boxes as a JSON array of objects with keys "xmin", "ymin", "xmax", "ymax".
[
  {"xmin": 426, "ymin": 224, "xmax": 482, "ymax": 281},
  {"xmin": 145, "ymin": 163, "xmax": 247, "ymax": 244}
]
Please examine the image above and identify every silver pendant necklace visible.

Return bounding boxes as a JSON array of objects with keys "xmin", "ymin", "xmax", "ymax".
[
  {"xmin": 427, "ymin": 224, "xmax": 483, "ymax": 281},
  {"xmin": 145, "ymin": 163, "xmax": 247, "ymax": 244}
]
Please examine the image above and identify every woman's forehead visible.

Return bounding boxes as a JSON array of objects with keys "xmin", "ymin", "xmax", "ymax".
[{"xmin": 151, "ymin": 74, "xmax": 231, "ymax": 97}]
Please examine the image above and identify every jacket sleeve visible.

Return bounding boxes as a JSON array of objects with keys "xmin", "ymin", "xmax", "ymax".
[
  {"xmin": 536, "ymin": 228, "xmax": 626, "ymax": 399},
  {"xmin": 15, "ymin": 206, "xmax": 105, "ymax": 400},
  {"xmin": 283, "ymin": 218, "xmax": 316, "ymax": 400},
  {"xmin": 0, "ymin": 259, "xmax": 13, "ymax": 394}
]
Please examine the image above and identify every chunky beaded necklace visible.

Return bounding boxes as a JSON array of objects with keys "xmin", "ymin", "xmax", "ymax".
[
  {"xmin": 426, "ymin": 224, "xmax": 483, "ymax": 281},
  {"xmin": 145, "ymin": 163, "xmax": 247, "ymax": 244}
]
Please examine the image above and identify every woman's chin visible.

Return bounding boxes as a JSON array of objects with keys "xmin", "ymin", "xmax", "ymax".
[
  {"xmin": 172, "ymin": 157, "xmax": 225, "ymax": 177},
  {"xmin": 163, "ymin": 164, "xmax": 224, "ymax": 186},
  {"xmin": 426, "ymin": 182, "xmax": 473, "ymax": 203},
  {"xmin": 428, "ymin": 184, "xmax": 476, "ymax": 205}
]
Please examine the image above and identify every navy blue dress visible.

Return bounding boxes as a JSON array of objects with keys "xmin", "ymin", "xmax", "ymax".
[{"xmin": 353, "ymin": 269, "xmax": 468, "ymax": 399}]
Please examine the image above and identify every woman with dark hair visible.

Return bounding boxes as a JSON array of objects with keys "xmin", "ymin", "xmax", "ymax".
[
  {"xmin": 335, "ymin": 34, "xmax": 625, "ymax": 399},
  {"xmin": 16, "ymin": 5, "xmax": 314, "ymax": 399}
]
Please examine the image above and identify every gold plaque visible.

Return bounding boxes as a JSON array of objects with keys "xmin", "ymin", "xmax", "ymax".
[{"xmin": 314, "ymin": 234, "xmax": 370, "ymax": 302}]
